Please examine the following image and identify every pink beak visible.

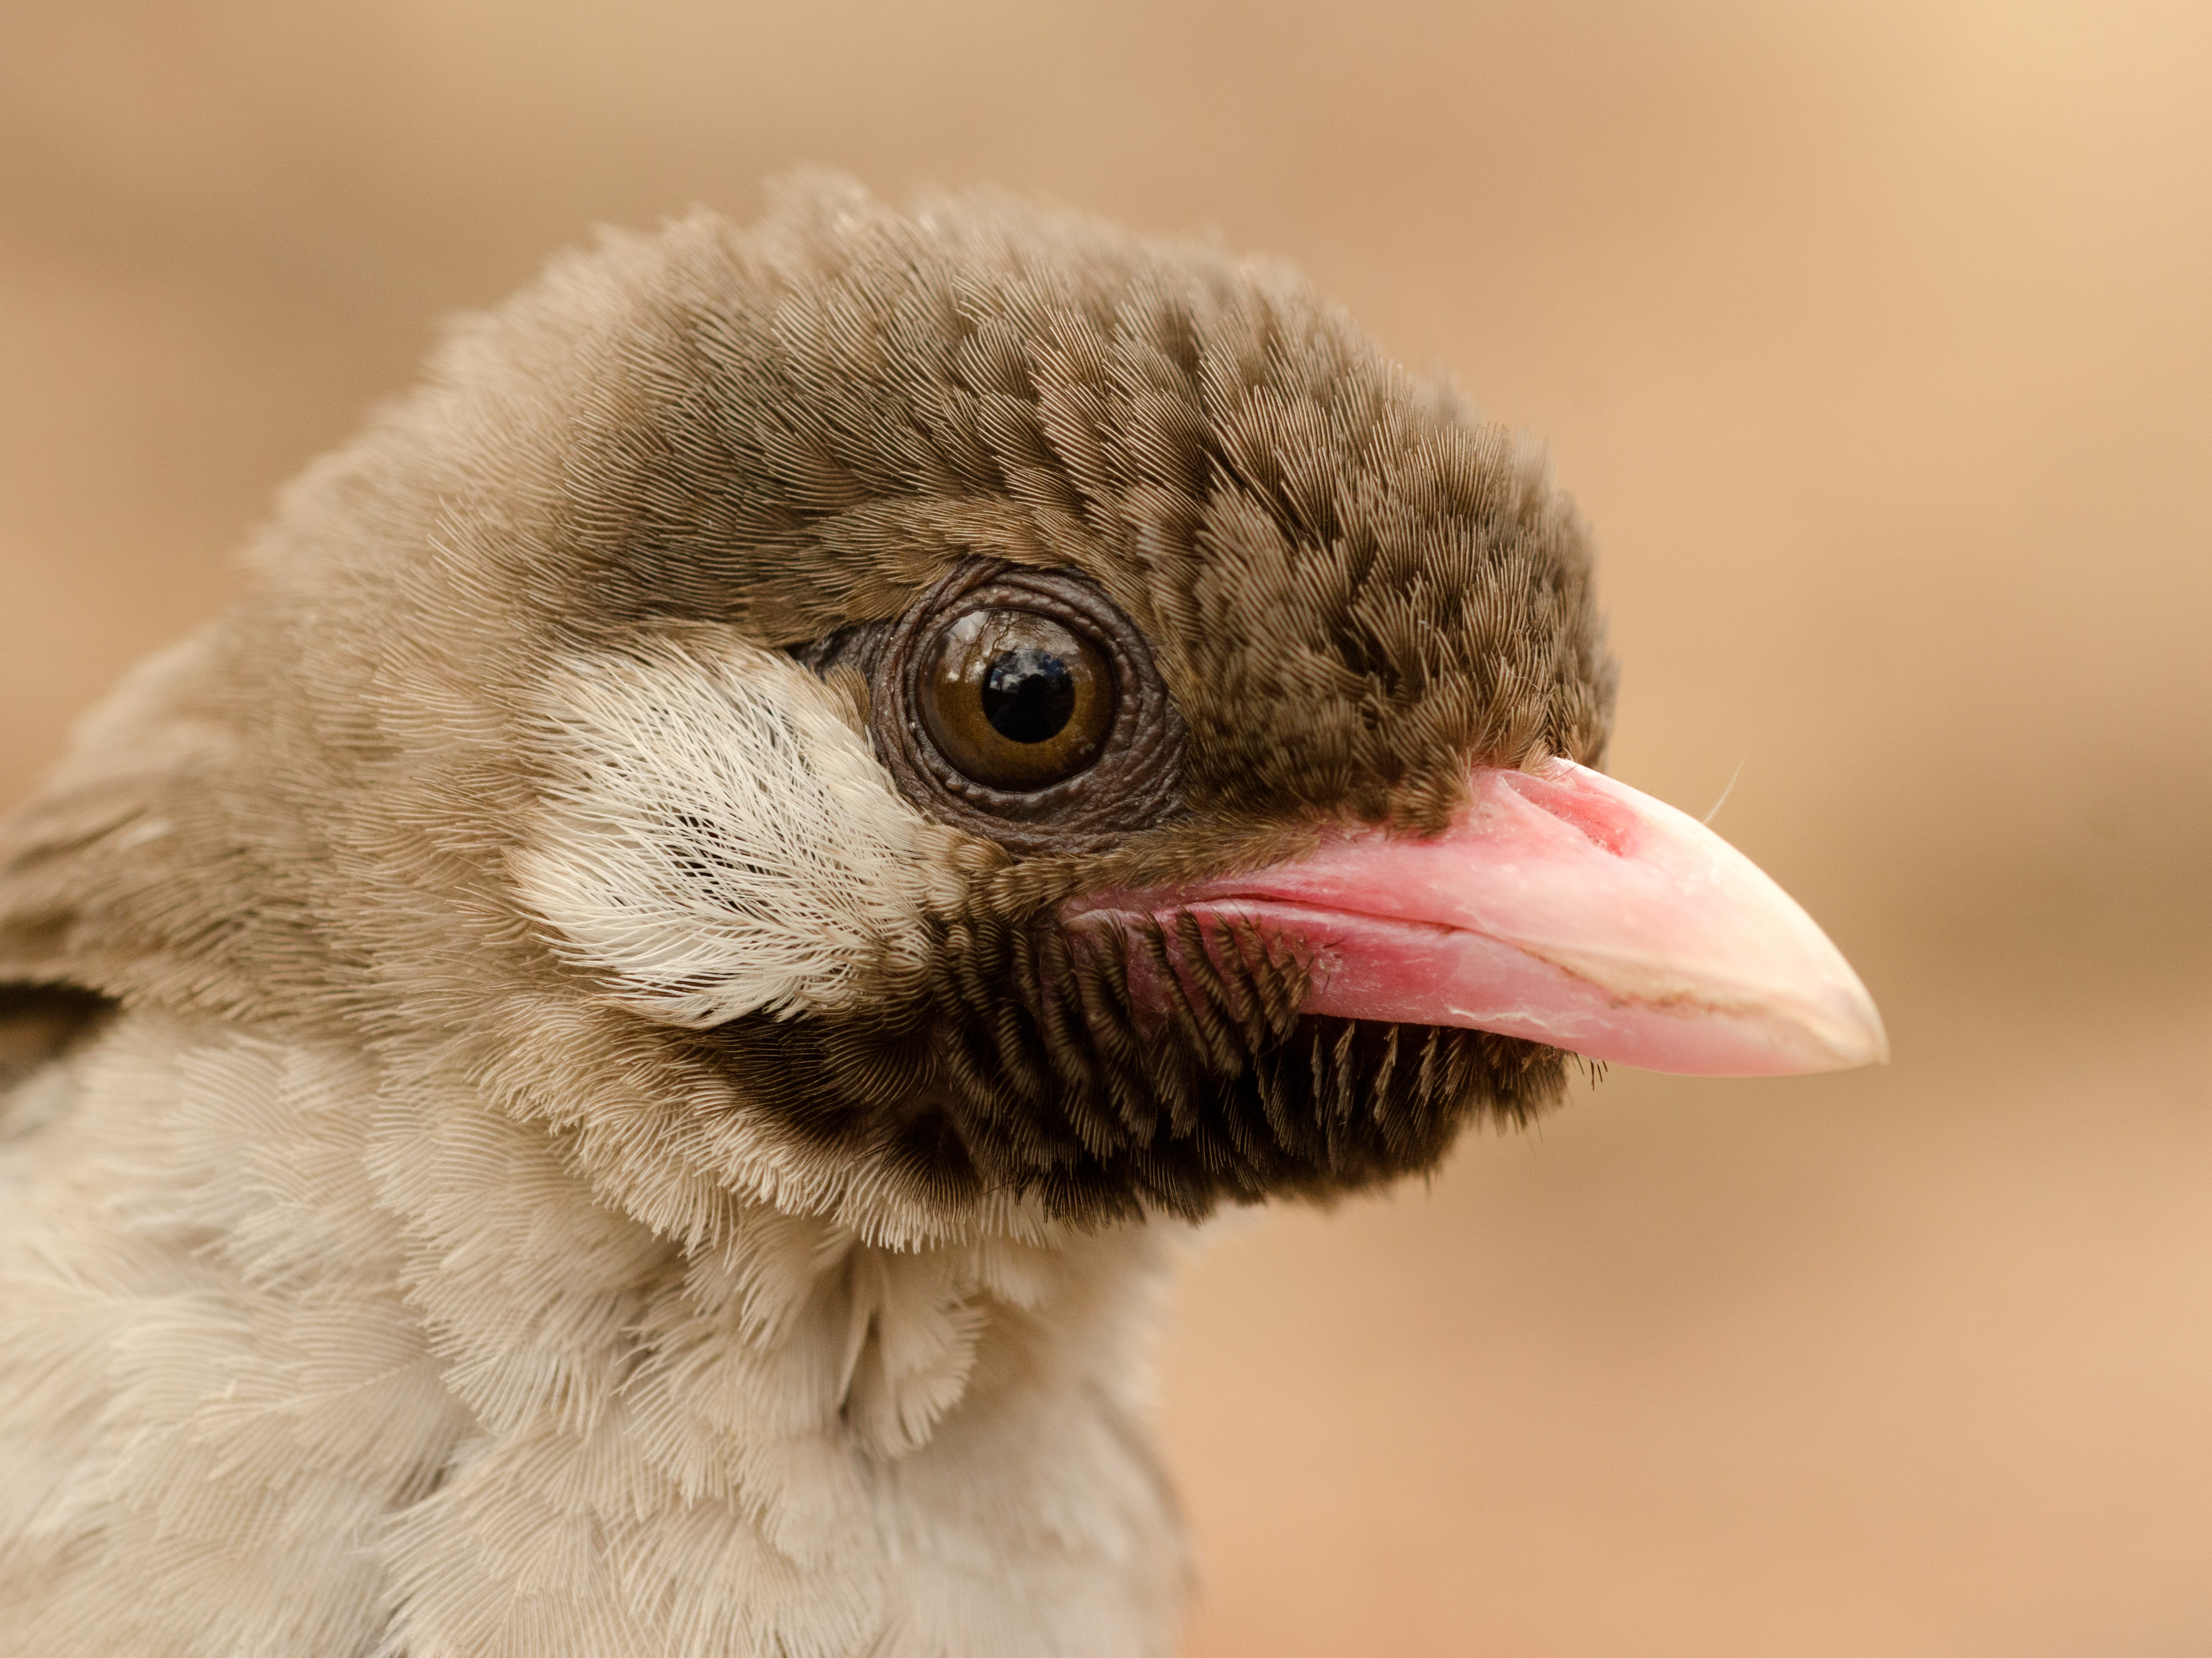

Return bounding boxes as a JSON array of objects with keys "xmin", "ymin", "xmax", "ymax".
[{"xmin": 1065, "ymin": 759, "xmax": 1887, "ymax": 1077}]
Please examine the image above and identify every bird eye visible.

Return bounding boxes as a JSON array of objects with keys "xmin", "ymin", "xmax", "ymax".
[
  {"xmin": 828, "ymin": 561, "xmax": 1186, "ymax": 856},
  {"xmin": 920, "ymin": 610, "xmax": 1114, "ymax": 789}
]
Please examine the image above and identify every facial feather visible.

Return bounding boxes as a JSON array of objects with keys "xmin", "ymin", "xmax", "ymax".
[{"xmin": 513, "ymin": 634, "xmax": 993, "ymax": 1028}]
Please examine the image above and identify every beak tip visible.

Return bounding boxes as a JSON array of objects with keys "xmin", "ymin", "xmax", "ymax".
[
  {"xmin": 1809, "ymin": 980, "xmax": 1889, "ymax": 1072},
  {"xmin": 1856, "ymin": 1014, "xmax": 1893, "ymax": 1071}
]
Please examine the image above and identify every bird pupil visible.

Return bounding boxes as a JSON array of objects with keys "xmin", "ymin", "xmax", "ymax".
[{"xmin": 981, "ymin": 648, "xmax": 1076, "ymax": 744}]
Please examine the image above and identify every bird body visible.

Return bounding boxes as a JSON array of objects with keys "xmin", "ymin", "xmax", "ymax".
[
  {"xmin": 0, "ymin": 178, "xmax": 1881, "ymax": 1655},
  {"xmin": 0, "ymin": 995, "xmax": 1183, "ymax": 1654}
]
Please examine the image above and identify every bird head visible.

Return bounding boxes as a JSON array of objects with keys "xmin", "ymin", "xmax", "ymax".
[{"xmin": 0, "ymin": 177, "xmax": 1882, "ymax": 1246}]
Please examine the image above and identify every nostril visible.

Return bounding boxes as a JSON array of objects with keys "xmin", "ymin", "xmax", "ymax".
[{"xmin": 1495, "ymin": 768, "xmax": 1639, "ymax": 856}]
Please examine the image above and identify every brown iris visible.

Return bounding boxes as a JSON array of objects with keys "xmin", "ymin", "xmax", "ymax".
[{"xmin": 920, "ymin": 608, "xmax": 1114, "ymax": 788}]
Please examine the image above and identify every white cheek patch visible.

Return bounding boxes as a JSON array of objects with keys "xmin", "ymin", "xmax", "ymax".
[{"xmin": 513, "ymin": 635, "xmax": 984, "ymax": 1026}]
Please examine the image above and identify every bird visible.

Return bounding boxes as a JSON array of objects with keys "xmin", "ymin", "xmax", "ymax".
[{"xmin": 0, "ymin": 175, "xmax": 1883, "ymax": 1657}]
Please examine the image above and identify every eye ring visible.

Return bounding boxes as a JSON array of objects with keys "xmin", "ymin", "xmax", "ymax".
[{"xmin": 869, "ymin": 562, "xmax": 1186, "ymax": 856}]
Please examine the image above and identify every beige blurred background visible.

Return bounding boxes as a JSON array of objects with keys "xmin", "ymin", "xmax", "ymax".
[{"xmin": 4, "ymin": 1, "xmax": 2208, "ymax": 1651}]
